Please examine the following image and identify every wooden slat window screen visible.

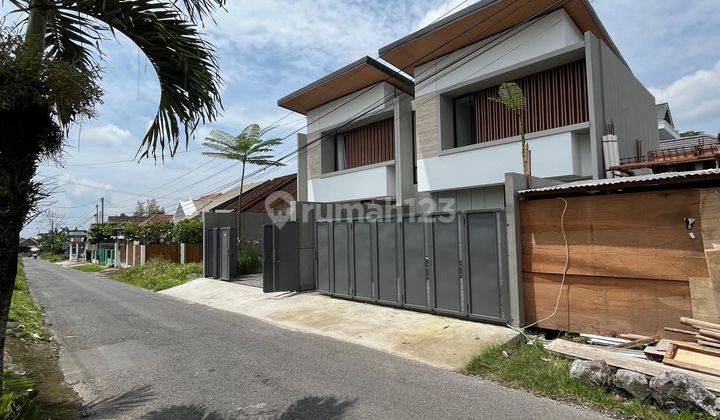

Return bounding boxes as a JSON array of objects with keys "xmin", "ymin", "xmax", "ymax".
[
  {"xmin": 338, "ymin": 117, "xmax": 394, "ymax": 170},
  {"xmin": 455, "ymin": 60, "xmax": 589, "ymax": 146}
]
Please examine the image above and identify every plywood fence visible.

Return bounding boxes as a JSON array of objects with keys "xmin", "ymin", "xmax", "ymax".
[
  {"xmin": 184, "ymin": 243, "xmax": 203, "ymax": 263},
  {"xmin": 521, "ymin": 188, "xmax": 708, "ymax": 336},
  {"xmin": 146, "ymin": 243, "xmax": 181, "ymax": 263}
]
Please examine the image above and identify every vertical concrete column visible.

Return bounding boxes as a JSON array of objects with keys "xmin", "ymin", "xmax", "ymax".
[
  {"xmin": 504, "ymin": 173, "xmax": 527, "ymax": 327},
  {"xmin": 585, "ymin": 31, "xmax": 605, "ymax": 180},
  {"xmin": 296, "ymin": 133, "xmax": 308, "ymax": 202},
  {"xmin": 113, "ymin": 239, "xmax": 119, "ymax": 267},
  {"xmin": 394, "ymin": 95, "xmax": 414, "ymax": 208},
  {"xmin": 140, "ymin": 245, "xmax": 146, "ymax": 266},
  {"xmin": 180, "ymin": 243, "xmax": 186, "ymax": 265}
]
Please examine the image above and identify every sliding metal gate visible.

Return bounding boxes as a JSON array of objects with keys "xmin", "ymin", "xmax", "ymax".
[{"xmin": 315, "ymin": 210, "xmax": 508, "ymax": 323}]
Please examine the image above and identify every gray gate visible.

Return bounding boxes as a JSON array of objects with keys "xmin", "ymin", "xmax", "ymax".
[
  {"xmin": 314, "ymin": 210, "xmax": 508, "ymax": 323},
  {"xmin": 263, "ymin": 221, "xmax": 315, "ymax": 293}
]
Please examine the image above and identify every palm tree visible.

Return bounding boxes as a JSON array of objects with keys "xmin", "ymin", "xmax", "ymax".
[
  {"xmin": 490, "ymin": 82, "xmax": 531, "ymax": 184},
  {"xmin": 202, "ymin": 125, "xmax": 285, "ymax": 237},
  {"xmin": 0, "ymin": 0, "xmax": 223, "ymax": 380}
]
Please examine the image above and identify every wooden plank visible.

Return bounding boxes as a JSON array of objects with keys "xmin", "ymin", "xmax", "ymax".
[
  {"xmin": 681, "ymin": 317, "xmax": 720, "ymax": 331},
  {"xmin": 689, "ymin": 277, "xmax": 720, "ymax": 322},
  {"xmin": 619, "ymin": 334, "xmax": 650, "ymax": 340},
  {"xmin": 698, "ymin": 189, "xmax": 720, "ymax": 324},
  {"xmin": 523, "ymin": 272, "xmax": 692, "ymax": 336},
  {"xmin": 699, "ymin": 329, "xmax": 720, "ymax": 341},
  {"xmin": 614, "ymin": 335, "xmax": 660, "ymax": 349},
  {"xmin": 545, "ymin": 339, "xmax": 720, "ymax": 394},
  {"xmin": 664, "ymin": 341, "xmax": 720, "ymax": 377},
  {"xmin": 521, "ymin": 189, "xmax": 707, "ymax": 282},
  {"xmin": 698, "ymin": 340, "xmax": 720, "ymax": 350},
  {"xmin": 664, "ymin": 327, "xmax": 698, "ymax": 336}
]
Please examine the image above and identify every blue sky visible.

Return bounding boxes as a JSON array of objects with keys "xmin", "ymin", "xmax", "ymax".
[{"xmin": 7, "ymin": 0, "xmax": 720, "ymax": 237}]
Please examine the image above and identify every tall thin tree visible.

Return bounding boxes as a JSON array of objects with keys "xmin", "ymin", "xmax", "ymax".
[
  {"xmin": 490, "ymin": 82, "xmax": 531, "ymax": 185},
  {"xmin": 202, "ymin": 125, "xmax": 284, "ymax": 238}
]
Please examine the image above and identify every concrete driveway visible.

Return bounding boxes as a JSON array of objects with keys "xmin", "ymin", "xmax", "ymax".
[
  {"xmin": 162, "ymin": 278, "xmax": 518, "ymax": 370},
  {"xmin": 23, "ymin": 258, "xmax": 606, "ymax": 419}
]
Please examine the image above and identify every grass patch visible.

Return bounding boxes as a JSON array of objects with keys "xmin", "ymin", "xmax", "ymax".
[
  {"xmin": 39, "ymin": 252, "xmax": 64, "ymax": 263},
  {"xmin": 110, "ymin": 259, "xmax": 202, "ymax": 291},
  {"xmin": 9, "ymin": 260, "xmax": 46, "ymax": 341},
  {"xmin": 73, "ymin": 263, "xmax": 106, "ymax": 273},
  {"xmin": 466, "ymin": 341, "xmax": 707, "ymax": 419}
]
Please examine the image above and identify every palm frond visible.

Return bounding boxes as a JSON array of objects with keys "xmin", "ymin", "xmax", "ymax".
[
  {"xmin": 489, "ymin": 82, "xmax": 525, "ymax": 112},
  {"xmin": 50, "ymin": 0, "xmax": 224, "ymax": 159}
]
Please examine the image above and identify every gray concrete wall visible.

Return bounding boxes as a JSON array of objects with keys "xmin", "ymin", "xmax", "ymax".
[{"xmin": 586, "ymin": 32, "xmax": 658, "ymax": 178}]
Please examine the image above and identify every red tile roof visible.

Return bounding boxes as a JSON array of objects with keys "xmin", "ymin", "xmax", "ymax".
[
  {"xmin": 139, "ymin": 214, "xmax": 174, "ymax": 226},
  {"xmin": 216, "ymin": 174, "xmax": 297, "ymax": 214}
]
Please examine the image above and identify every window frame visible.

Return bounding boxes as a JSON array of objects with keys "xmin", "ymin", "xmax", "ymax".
[{"xmin": 452, "ymin": 93, "xmax": 477, "ymax": 148}]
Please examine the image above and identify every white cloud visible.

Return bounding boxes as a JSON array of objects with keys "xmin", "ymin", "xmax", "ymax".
[
  {"xmin": 412, "ymin": 0, "xmax": 478, "ymax": 31},
  {"xmin": 650, "ymin": 61, "xmax": 720, "ymax": 134},
  {"xmin": 55, "ymin": 173, "xmax": 114, "ymax": 198},
  {"xmin": 80, "ymin": 124, "xmax": 135, "ymax": 147}
]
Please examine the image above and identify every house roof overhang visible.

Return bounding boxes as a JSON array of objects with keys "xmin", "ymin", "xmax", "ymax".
[
  {"xmin": 277, "ymin": 56, "xmax": 414, "ymax": 115},
  {"xmin": 378, "ymin": 0, "xmax": 624, "ymax": 76}
]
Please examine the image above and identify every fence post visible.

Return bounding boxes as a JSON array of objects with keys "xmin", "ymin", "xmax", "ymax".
[
  {"xmin": 180, "ymin": 243, "xmax": 186, "ymax": 264},
  {"xmin": 140, "ymin": 245, "xmax": 146, "ymax": 266}
]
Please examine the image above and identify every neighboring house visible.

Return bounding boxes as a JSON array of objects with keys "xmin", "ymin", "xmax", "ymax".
[
  {"xmin": 139, "ymin": 214, "xmax": 174, "ymax": 226},
  {"xmin": 173, "ymin": 193, "xmax": 220, "ymax": 222},
  {"xmin": 192, "ymin": 181, "xmax": 262, "ymax": 215},
  {"xmin": 19, "ymin": 237, "xmax": 39, "ymax": 248},
  {"xmin": 282, "ymin": 0, "xmax": 658, "ymax": 213},
  {"xmin": 107, "ymin": 214, "xmax": 146, "ymax": 225},
  {"xmin": 611, "ymin": 102, "xmax": 719, "ymax": 173},
  {"xmin": 212, "ymin": 174, "xmax": 297, "ymax": 214},
  {"xmin": 656, "ymin": 102, "xmax": 680, "ymax": 141}
]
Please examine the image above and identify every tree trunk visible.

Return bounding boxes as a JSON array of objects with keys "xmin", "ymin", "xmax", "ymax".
[
  {"xmin": 0, "ymin": 223, "xmax": 22, "ymax": 387},
  {"xmin": 25, "ymin": 0, "xmax": 49, "ymax": 55},
  {"xmin": 237, "ymin": 161, "xmax": 246, "ymax": 245}
]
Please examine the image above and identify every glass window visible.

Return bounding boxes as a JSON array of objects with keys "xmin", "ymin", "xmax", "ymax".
[
  {"xmin": 335, "ymin": 134, "xmax": 346, "ymax": 171},
  {"xmin": 453, "ymin": 95, "xmax": 475, "ymax": 148}
]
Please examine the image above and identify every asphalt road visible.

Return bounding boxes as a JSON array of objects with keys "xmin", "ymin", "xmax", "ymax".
[{"xmin": 23, "ymin": 258, "xmax": 606, "ymax": 419}]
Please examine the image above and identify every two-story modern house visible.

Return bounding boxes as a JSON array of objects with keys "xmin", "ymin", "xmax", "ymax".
[{"xmin": 275, "ymin": 0, "xmax": 660, "ymax": 326}]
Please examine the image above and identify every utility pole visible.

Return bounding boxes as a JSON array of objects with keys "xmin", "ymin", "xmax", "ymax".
[
  {"xmin": 96, "ymin": 204, "xmax": 99, "ymax": 224},
  {"xmin": 101, "ymin": 197, "xmax": 104, "ymax": 223}
]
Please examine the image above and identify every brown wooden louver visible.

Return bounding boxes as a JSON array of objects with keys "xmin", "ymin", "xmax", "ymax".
[
  {"xmin": 474, "ymin": 59, "xmax": 589, "ymax": 143},
  {"xmin": 342, "ymin": 117, "xmax": 395, "ymax": 169}
]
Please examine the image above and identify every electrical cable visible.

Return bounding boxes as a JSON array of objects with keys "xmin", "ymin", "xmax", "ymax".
[{"xmin": 517, "ymin": 197, "xmax": 569, "ymax": 330}]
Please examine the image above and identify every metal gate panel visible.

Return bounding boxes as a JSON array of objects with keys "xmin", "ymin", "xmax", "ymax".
[
  {"xmin": 332, "ymin": 222, "xmax": 351, "ymax": 297},
  {"xmin": 402, "ymin": 220, "xmax": 429, "ymax": 310},
  {"xmin": 376, "ymin": 221, "xmax": 399, "ymax": 305},
  {"xmin": 431, "ymin": 217, "xmax": 462, "ymax": 315},
  {"xmin": 464, "ymin": 211, "xmax": 507, "ymax": 321},
  {"xmin": 204, "ymin": 228, "xmax": 215, "ymax": 278},
  {"xmin": 220, "ymin": 228, "xmax": 230, "ymax": 280},
  {"xmin": 276, "ymin": 222, "xmax": 300, "ymax": 291},
  {"xmin": 262, "ymin": 225, "xmax": 274, "ymax": 292},
  {"xmin": 316, "ymin": 222, "xmax": 331, "ymax": 293},
  {"xmin": 352, "ymin": 221, "xmax": 374, "ymax": 300}
]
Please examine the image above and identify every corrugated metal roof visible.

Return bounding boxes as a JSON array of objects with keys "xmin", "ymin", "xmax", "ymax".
[{"xmin": 519, "ymin": 168, "xmax": 720, "ymax": 195}]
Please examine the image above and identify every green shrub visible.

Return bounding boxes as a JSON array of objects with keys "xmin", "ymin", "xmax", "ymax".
[
  {"xmin": 110, "ymin": 259, "xmax": 202, "ymax": 291},
  {"xmin": 9, "ymin": 261, "xmax": 46, "ymax": 340},
  {"xmin": 0, "ymin": 374, "xmax": 38, "ymax": 420},
  {"xmin": 172, "ymin": 219, "xmax": 203, "ymax": 243},
  {"xmin": 238, "ymin": 247, "xmax": 262, "ymax": 275}
]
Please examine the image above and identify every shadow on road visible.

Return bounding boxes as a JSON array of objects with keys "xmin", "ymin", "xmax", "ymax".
[
  {"xmin": 142, "ymin": 403, "xmax": 226, "ymax": 419},
  {"xmin": 277, "ymin": 395, "xmax": 357, "ymax": 419},
  {"xmin": 138, "ymin": 395, "xmax": 356, "ymax": 419},
  {"xmin": 82, "ymin": 384, "xmax": 155, "ymax": 417}
]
